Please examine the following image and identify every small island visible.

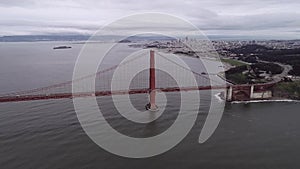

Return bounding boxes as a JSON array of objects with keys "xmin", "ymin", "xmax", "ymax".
[
  {"xmin": 53, "ymin": 46, "xmax": 72, "ymax": 50},
  {"xmin": 118, "ymin": 39, "xmax": 132, "ymax": 43}
]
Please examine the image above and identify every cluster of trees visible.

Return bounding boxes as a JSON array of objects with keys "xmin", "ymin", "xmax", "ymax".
[
  {"xmin": 242, "ymin": 56, "xmax": 258, "ymax": 63},
  {"xmin": 225, "ymin": 62, "xmax": 283, "ymax": 84},
  {"xmin": 259, "ymin": 53, "xmax": 300, "ymax": 76},
  {"xmin": 257, "ymin": 49, "xmax": 300, "ymax": 76},
  {"xmin": 274, "ymin": 81, "xmax": 300, "ymax": 99},
  {"xmin": 229, "ymin": 44, "xmax": 300, "ymax": 76},
  {"xmin": 225, "ymin": 63, "xmax": 282, "ymax": 76},
  {"xmin": 229, "ymin": 44, "xmax": 269, "ymax": 55},
  {"xmin": 251, "ymin": 63, "xmax": 283, "ymax": 75},
  {"xmin": 226, "ymin": 73, "xmax": 250, "ymax": 84},
  {"xmin": 225, "ymin": 65, "xmax": 248, "ymax": 74}
]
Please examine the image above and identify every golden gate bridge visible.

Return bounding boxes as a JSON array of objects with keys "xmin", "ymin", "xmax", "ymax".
[{"xmin": 0, "ymin": 50, "xmax": 275, "ymax": 105}]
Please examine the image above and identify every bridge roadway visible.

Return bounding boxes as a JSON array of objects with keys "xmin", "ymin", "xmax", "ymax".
[{"xmin": 0, "ymin": 85, "xmax": 228, "ymax": 103}]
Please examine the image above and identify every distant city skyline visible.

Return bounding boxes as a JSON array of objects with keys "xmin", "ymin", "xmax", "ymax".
[{"xmin": 0, "ymin": 0, "xmax": 300, "ymax": 39}]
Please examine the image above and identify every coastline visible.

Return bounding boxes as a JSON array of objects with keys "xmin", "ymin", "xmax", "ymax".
[
  {"xmin": 231, "ymin": 98, "xmax": 300, "ymax": 104},
  {"xmin": 215, "ymin": 90, "xmax": 300, "ymax": 104}
]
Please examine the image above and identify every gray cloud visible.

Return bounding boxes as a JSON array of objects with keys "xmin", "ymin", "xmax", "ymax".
[{"xmin": 0, "ymin": 0, "xmax": 299, "ymax": 39}]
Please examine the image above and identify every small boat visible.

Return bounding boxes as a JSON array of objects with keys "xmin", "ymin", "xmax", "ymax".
[{"xmin": 53, "ymin": 46, "xmax": 72, "ymax": 50}]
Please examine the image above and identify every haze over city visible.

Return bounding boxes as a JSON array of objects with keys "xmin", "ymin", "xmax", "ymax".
[{"xmin": 1, "ymin": 0, "xmax": 300, "ymax": 39}]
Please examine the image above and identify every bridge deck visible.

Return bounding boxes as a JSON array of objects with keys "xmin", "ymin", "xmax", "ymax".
[{"xmin": 0, "ymin": 86, "xmax": 227, "ymax": 103}]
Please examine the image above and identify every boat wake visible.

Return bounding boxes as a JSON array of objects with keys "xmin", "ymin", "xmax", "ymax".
[{"xmin": 215, "ymin": 92, "xmax": 225, "ymax": 102}]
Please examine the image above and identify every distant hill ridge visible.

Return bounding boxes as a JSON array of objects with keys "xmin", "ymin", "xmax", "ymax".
[{"xmin": 0, "ymin": 35, "xmax": 175, "ymax": 42}]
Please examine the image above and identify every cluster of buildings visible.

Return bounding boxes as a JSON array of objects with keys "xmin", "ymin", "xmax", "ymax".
[
  {"xmin": 141, "ymin": 38, "xmax": 300, "ymax": 54},
  {"xmin": 211, "ymin": 40, "xmax": 300, "ymax": 50}
]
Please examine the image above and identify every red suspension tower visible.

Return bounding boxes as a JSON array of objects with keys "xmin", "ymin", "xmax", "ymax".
[{"xmin": 146, "ymin": 50, "xmax": 158, "ymax": 111}]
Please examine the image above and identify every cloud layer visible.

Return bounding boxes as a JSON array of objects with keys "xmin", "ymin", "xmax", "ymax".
[{"xmin": 0, "ymin": 0, "xmax": 300, "ymax": 39}]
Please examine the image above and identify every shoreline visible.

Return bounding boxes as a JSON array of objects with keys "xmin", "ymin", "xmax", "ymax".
[
  {"xmin": 231, "ymin": 99, "xmax": 300, "ymax": 104},
  {"xmin": 214, "ymin": 92, "xmax": 300, "ymax": 104}
]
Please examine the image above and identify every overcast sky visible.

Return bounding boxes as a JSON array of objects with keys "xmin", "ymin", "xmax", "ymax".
[{"xmin": 0, "ymin": 0, "xmax": 300, "ymax": 39}]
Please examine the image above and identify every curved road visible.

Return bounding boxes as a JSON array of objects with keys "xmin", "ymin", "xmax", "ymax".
[{"xmin": 258, "ymin": 60, "xmax": 292, "ymax": 83}]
